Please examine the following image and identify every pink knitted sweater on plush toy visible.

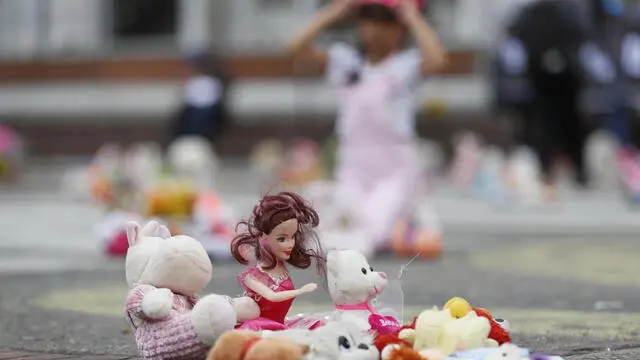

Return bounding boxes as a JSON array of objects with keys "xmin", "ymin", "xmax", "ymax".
[{"xmin": 125, "ymin": 284, "xmax": 208, "ymax": 360}]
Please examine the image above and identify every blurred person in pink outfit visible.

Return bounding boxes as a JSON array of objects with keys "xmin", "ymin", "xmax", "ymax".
[{"xmin": 289, "ymin": 0, "xmax": 447, "ymax": 255}]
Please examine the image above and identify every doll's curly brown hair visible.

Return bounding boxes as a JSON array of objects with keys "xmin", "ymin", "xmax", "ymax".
[{"xmin": 230, "ymin": 191, "xmax": 326, "ymax": 281}]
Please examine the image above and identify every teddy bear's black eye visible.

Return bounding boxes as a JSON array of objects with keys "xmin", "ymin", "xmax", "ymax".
[
  {"xmin": 338, "ymin": 336, "xmax": 351, "ymax": 349},
  {"xmin": 361, "ymin": 267, "xmax": 367, "ymax": 274},
  {"xmin": 370, "ymin": 266, "xmax": 373, "ymax": 272}
]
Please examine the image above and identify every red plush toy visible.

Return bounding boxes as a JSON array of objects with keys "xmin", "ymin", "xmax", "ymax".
[
  {"xmin": 474, "ymin": 308, "xmax": 512, "ymax": 345},
  {"xmin": 372, "ymin": 317, "xmax": 417, "ymax": 353}
]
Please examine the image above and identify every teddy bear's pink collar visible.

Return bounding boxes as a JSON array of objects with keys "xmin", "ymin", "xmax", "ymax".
[{"xmin": 335, "ymin": 302, "xmax": 375, "ymax": 313}]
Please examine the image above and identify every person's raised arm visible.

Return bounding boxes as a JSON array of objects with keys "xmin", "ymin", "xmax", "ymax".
[
  {"xmin": 289, "ymin": 0, "xmax": 354, "ymax": 67},
  {"xmin": 244, "ymin": 277, "xmax": 317, "ymax": 303},
  {"xmin": 395, "ymin": 0, "xmax": 448, "ymax": 76}
]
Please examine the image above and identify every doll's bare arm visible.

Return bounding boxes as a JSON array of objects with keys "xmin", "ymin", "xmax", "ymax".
[
  {"xmin": 289, "ymin": 0, "xmax": 354, "ymax": 68},
  {"xmin": 244, "ymin": 277, "xmax": 316, "ymax": 302}
]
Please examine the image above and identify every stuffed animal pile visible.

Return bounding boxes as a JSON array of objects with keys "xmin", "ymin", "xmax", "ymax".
[
  {"xmin": 70, "ymin": 142, "xmax": 234, "ymax": 258},
  {"xmin": 122, "ymin": 222, "xmax": 566, "ymax": 360}
]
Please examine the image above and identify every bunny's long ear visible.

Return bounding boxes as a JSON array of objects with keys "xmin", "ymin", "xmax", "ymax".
[
  {"xmin": 156, "ymin": 224, "xmax": 171, "ymax": 239},
  {"xmin": 125, "ymin": 221, "xmax": 141, "ymax": 247},
  {"xmin": 141, "ymin": 220, "xmax": 161, "ymax": 237}
]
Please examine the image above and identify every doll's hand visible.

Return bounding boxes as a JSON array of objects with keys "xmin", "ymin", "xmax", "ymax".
[
  {"xmin": 299, "ymin": 283, "xmax": 318, "ymax": 294},
  {"xmin": 141, "ymin": 288, "xmax": 174, "ymax": 319}
]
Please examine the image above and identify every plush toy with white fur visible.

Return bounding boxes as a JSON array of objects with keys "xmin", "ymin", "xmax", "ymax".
[
  {"xmin": 124, "ymin": 220, "xmax": 259, "ymax": 360},
  {"xmin": 326, "ymin": 249, "xmax": 397, "ymax": 333},
  {"xmin": 167, "ymin": 136, "xmax": 218, "ymax": 190},
  {"xmin": 264, "ymin": 313, "xmax": 379, "ymax": 360}
]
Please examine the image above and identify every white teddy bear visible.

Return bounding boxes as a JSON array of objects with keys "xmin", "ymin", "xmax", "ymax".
[
  {"xmin": 325, "ymin": 249, "xmax": 397, "ymax": 333},
  {"xmin": 124, "ymin": 220, "xmax": 258, "ymax": 360}
]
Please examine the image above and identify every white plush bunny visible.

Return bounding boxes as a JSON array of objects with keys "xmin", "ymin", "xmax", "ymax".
[{"xmin": 124, "ymin": 220, "xmax": 258, "ymax": 360}]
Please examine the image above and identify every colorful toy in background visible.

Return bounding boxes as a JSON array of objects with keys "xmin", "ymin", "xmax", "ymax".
[
  {"xmin": 473, "ymin": 146, "xmax": 508, "ymax": 204},
  {"xmin": 84, "ymin": 143, "xmax": 147, "ymax": 210},
  {"xmin": 145, "ymin": 178, "xmax": 197, "ymax": 218},
  {"xmin": 586, "ymin": 130, "xmax": 620, "ymax": 189},
  {"xmin": 389, "ymin": 215, "xmax": 442, "ymax": 260},
  {"xmin": 95, "ymin": 209, "xmax": 142, "ymax": 257},
  {"xmin": 0, "ymin": 124, "xmax": 24, "ymax": 181},
  {"xmin": 449, "ymin": 132, "xmax": 482, "ymax": 190},
  {"xmin": 167, "ymin": 136, "xmax": 218, "ymax": 190},
  {"xmin": 507, "ymin": 147, "xmax": 545, "ymax": 205},
  {"xmin": 75, "ymin": 141, "xmax": 235, "ymax": 259},
  {"xmin": 278, "ymin": 139, "xmax": 325, "ymax": 189},
  {"xmin": 249, "ymin": 138, "xmax": 285, "ymax": 190}
]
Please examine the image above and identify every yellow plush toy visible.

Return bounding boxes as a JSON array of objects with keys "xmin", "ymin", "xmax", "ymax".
[
  {"xmin": 399, "ymin": 307, "xmax": 454, "ymax": 351},
  {"xmin": 443, "ymin": 297, "xmax": 473, "ymax": 318},
  {"xmin": 439, "ymin": 312, "xmax": 498, "ymax": 355},
  {"xmin": 399, "ymin": 307, "xmax": 498, "ymax": 357}
]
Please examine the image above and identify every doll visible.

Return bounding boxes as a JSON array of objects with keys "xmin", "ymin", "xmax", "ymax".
[{"xmin": 230, "ymin": 191, "xmax": 326, "ymax": 331}]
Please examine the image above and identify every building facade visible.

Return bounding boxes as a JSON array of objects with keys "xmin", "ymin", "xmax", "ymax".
[
  {"xmin": 0, "ymin": 0, "xmax": 516, "ymax": 155},
  {"xmin": 0, "ymin": 0, "xmax": 508, "ymax": 59}
]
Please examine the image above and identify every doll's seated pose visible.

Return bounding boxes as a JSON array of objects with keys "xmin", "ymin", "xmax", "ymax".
[{"xmin": 230, "ymin": 192, "xmax": 327, "ymax": 331}]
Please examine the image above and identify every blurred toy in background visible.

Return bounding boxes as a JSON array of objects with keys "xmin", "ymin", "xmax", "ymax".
[
  {"xmin": 167, "ymin": 135, "xmax": 218, "ymax": 190},
  {"xmin": 125, "ymin": 142, "xmax": 163, "ymax": 190},
  {"xmin": 145, "ymin": 177, "xmax": 197, "ymax": 218},
  {"xmin": 96, "ymin": 209, "xmax": 142, "ymax": 257},
  {"xmin": 586, "ymin": 130, "xmax": 619, "ymax": 189},
  {"xmin": 449, "ymin": 132, "xmax": 482, "ymax": 190},
  {"xmin": 85, "ymin": 144, "xmax": 131, "ymax": 207},
  {"xmin": 278, "ymin": 139, "xmax": 325, "ymax": 190},
  {"xmin": 474, "ymin": 146, "xmax": 508, "ymax": 204},
  {"xmin": 91, "ymin": 147, "xmax": 143, "ymax": 211},
  {"xmin": 75, "ymin": 140, "xmax": 234, "ymax": 259},
  {"xmin": 249, "ymin": 138, "xmax": 284, "ymax": 191},
  {"xmin": 144, "ymin": 187, "xmax": 237, "ymax": 261},
  {"xmin": 508, "ymin": 146, "xmax": 545, "ymax": 205},
  {"xmin": 0, "ymin": 124, "xmax": 24, "ymax": 182},
  {"xmin": 190, "ymin": 191, "xmax": 237, "ymax": 260},
  {"xmin": 389, "ymin": 204, "xmax": 443, "ymax": 260}
]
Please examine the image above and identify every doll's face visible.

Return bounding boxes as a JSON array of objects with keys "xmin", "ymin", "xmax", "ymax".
[{"xmin": 265, "ymin": 218, "xmax": 299, "ymax": 261}]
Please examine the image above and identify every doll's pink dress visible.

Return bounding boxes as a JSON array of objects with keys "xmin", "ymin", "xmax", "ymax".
[{"xmin": 236, "ymin": 265, "xmax": 297, "ymax": 331}]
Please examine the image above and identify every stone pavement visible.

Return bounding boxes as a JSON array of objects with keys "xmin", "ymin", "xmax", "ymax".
[{"xmin": 1, "ymin": 161, "xmax": 640, "ymax": 359}]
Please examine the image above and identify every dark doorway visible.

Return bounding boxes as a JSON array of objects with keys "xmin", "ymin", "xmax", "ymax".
[{"xmin": 112, "ymin": 0, "xmax": 178, "ymax": 38}]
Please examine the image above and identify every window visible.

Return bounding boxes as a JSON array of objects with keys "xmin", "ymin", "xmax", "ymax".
[{"xmin": 112, "ymin": 0, "xmax": 178, "ymax": 38}]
